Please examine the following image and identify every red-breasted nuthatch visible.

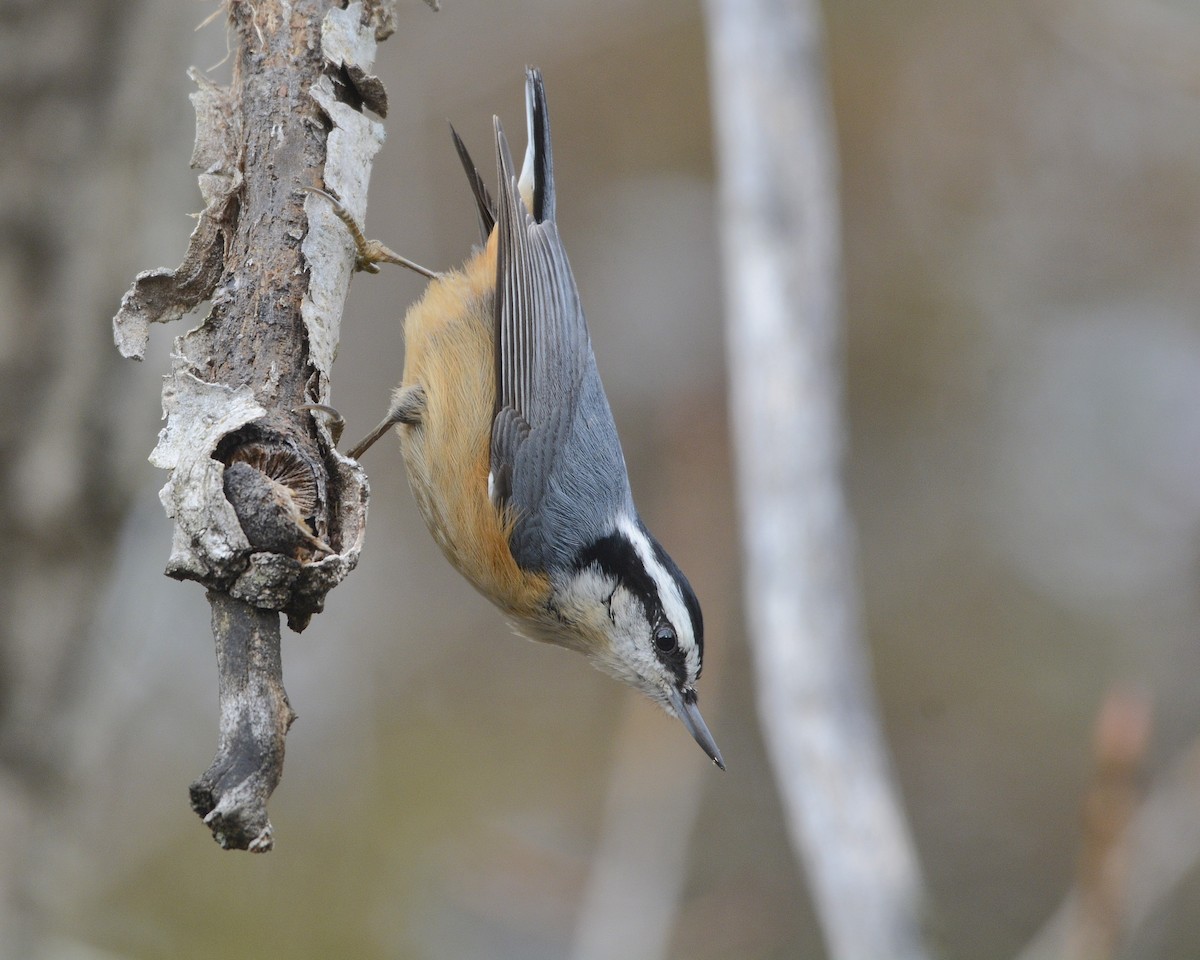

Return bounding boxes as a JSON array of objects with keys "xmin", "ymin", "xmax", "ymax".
[{"xmin": 340, "ymin": 68, "xmax": 723, "ymax": 769}]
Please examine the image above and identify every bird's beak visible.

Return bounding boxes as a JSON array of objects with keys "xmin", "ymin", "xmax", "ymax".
[{"xmin": 666, "ymin": 686, "xmax": 725, "ymax": 771}]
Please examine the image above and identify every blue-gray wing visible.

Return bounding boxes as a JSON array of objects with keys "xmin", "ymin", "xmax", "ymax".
[{"xmin": 490, "ymin": 73, "xmax": 633, "ymax": 572}]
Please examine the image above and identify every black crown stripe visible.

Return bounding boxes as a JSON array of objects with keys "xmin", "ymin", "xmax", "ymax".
[{"xmin": 575, "ymin": 530, "xmax": 700, "ymax": 686}]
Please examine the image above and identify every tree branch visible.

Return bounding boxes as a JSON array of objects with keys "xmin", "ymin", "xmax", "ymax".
[
  {"xmin": 703, "ymin": 1, "xmax": 934, "ymax": 956},
  {"xmin": 113, "ymin": 0, "xmax": 394, "ymax": 849},
  {"xmin": 189, "ymin": 592, "xmax": 295, "ymax": 851},
  {"xmin": 1012, "ymin": 693, "xmax": 1200, "ymax": 960}
]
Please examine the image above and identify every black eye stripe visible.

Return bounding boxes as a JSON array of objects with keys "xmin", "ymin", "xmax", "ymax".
[
  {"xmin": 575, "ymin": 534, "xmax": 663, "ymax": 625},
  {"xmin": 575, "ymin": 530, "xmax": 698, "ymax": 686}
]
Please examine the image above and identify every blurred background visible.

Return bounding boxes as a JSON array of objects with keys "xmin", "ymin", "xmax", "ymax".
[{"xmin": 3, "ymin": 0, "xmax": 1200, "ymax": 957}]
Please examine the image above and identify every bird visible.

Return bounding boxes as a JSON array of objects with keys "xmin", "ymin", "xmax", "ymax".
[{"xmin": 325, "ymin": 68, "xmax": 723, "ymax": 769}]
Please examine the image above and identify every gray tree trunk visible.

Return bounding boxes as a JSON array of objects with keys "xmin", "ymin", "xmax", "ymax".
[
  {"xmin": 703, "ymin": 1, "xmax": 934, "ymax": 957},
  {"xmin": 0, "ymin": 0, "xmax": 164, "ymax": 948}
]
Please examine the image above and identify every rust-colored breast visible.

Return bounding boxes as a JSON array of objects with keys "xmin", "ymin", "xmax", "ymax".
[{"xmin": 396, "ymin": 235, "xmax": 551, "ymax": 619}]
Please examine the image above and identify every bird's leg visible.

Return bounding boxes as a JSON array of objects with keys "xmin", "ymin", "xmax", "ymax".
[
  {"xmin": 304, "ymin": 186, "xmax": 440, "ymax": 279},
  {"xmin": 346, "ymin": 385, "xmax": 427, "ymax": 461}
]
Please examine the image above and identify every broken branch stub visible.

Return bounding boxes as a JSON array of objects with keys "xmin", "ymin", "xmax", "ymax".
[
  {"xmin": 190, "ymin": 592, "xmax": 296, "ymax": 852},
  {"xmin": 113, "ymin": 0, "xmax": 397, "ymax": 849}
]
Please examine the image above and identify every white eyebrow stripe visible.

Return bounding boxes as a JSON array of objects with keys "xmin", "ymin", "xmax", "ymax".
[{"xmin": 614, "ymin": 515, "xmax": 699, "ymax": 678}]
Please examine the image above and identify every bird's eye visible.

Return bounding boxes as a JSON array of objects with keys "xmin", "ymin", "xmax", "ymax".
[{"xmin": 654, "ymin": 625, "xmax": 677, "ymax": 652}]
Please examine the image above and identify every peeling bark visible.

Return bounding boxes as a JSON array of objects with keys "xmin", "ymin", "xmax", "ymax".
[
  {"xmin": 113, "ymin": 70, "xmax": 239, "ymax": 362},
  {"xmin": 113, "ymin": 0, "xmax": 397, "ymax": 849}
]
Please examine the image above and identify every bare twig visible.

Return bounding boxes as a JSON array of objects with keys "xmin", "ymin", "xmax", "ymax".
[
  {"xmin": 568, "ymin": 703, "xmax": 710, "ymax": 960},
  {"xmin": 113, "ymin": 0, "xmax": 391, "ymax": 848},
  {"xmin": 1013, "ymin": 695, "xmax": 1200, "ymax": 960},
  {"xmin": 702, "ymin": 1, "xmax": 933, "ymax": 957},
  {"xmin": 1067, "ymin": 690, "xmax": 1150, "ymax": 960}
]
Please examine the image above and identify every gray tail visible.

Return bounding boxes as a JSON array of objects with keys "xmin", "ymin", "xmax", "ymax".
[{"xmin": 522, "ymin": 66, "xmax": 555, "ymax": 224}]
